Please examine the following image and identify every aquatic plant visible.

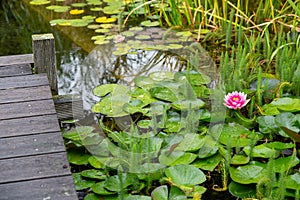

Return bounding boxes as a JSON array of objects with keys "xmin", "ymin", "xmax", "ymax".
[{"xmin": 224, "ymin": 91, "xmax": 250, "ymax": 109}]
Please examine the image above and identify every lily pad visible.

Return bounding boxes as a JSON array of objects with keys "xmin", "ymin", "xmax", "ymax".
[
  {"xmin": 159, "ymin": 150, "xmax": 197, "ymax": 166},
  {"xmin": 104, "ymin": 173, "xmax": 138, "ymax": 192},
  {"xmin": 273, "ymin": 155, "xmax": 299, "ymax": 173},
  {"xmin": 46, "ymin": 5, "xmax": 70, "ymax": 12},
  {"xmin": 243, "ymin": 144, "xmax": 280, "ymax": 158},
  {"xmin": 218, "ymin": 123, "xmax": 262, "ymax": 147},
  {"xmin": 175, "ymin": 133, "xmax": 206, "ymax": 151},
  {"xmin": 231, "ymin": 154, "xmax": 250, "ymax": 165},
  {"xmin": 229, "ymin": 162, "xmax": 267, "ymax": 184},
  {"xmin": 192, "ymin": 153, "xmax": 223, "ymax": 171},
  {"xmin": 92, "ymin": 181, "xmax": 116, "ymax": 195},
  {"xmin": 72, "ymin": 173, "xmax": 95, "ymax": 190},
  {"xmin": 71, "ymin": 3, "xmax": 87, "ymax": 7},
  {"xmin": 285, "ymin": 173, "xmax": 300, "ymax": 190},
  {"xmin": 141, "ymin": 20, "xmax": 160, "ymax": 27},
  {"xmin": 81, "ymin": 169, "xmax": 106, "ymax": 180},
  {"xmin": 229, "ymin": 181, "xmax": 257, "ymax": 199},
  {"xmin": 165, "ymin": 164, "xmax": 206, "ymax": 186},
  {"xmin": 151, "ymin": 185, "xmax": 168, "ymax": 200},
  {"xmin": 30, "ymin": 0, "xmax": 51, "ymax": 5},
  {"xmin": 95, "ymin": 16, "xmax": 117, "ymax": 23},
  {"xmin": 69, "ymin": 9, "xmax": 84, "ymax": 15}
]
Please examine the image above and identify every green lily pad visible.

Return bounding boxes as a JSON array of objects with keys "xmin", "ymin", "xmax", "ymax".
[
  {"xmin": 273, "ymin": 155, "xmax": 299, "ymax": 173},
  {"xmin": 141, "ymin": 20, "xmax": 160, "ymax": 27},
  {"xmin": 125, "ymin": 196, "xmax": 151, "ymax": 200},
  {"xmin": 71, "ymin": 3, "xmax": 87, "ymax": 7},
  {"xmin": 67, "ymin": 148, "xmax": 91, "ymax": 165},
  {"xmin": 46, "ymin": 5, "xmax": 70, "ymax": 12},
  {"xmin": 171, "ymin": 99, "xmax": 205, "ymax": 110},
  {"xmin": 92, "ymin": 181, "xmax": 116, "ymax": 195},
  {"xmin": 84, "ymin": 193, "xmax": 101, "ymax": 200},
  {"xmin": 151, "ymin": 185, "xmax": 168, "ymax": 200},
  {"xmin": 265, "ymin": 141, "xmax": 295, "ymax": 150},
  {"xmin": 285, "ymin": 173, "xmax": 300, "ymax": 190},
  {"xmin": 62, "ymin": 126, "xmax": 95, "ymax": 141},
  {"xmin": 218, "ymin": 123, "xmax": 262, "ymax": 147},
  {"xmin": 275, "ymin": 112, "xmax": 300, "ymax": 137},
  {"xmin": 256, "ymin": 115, "xmax": 277, "ymax": 134},
  {"xmin": 90, "ymin": 7, "xmax": 102, "ymax": 11},
  {"xmin": 174, "ymin": 71, "xmax": 211, "ymax": 85},
  {"xmin": 175, "ymin": 133, "xmax": 206, "ymax": 152},
  {"xmin": 81, "ymin": 169, "xmax": 106, "ymax": 180},
  {"xmin": 192, "ymin": 153, "xmax": 223, "ymax": 171},
  {"xmin": 229, "ymin": 181, "xmax": 257, "ymax": 199},
  {"xmin": 165, "ymin": 164, "xmax": 206, "ymax": 186},
  {"xmin": 231, "ymin": 154, "xmax": 250, "ymax": 165},
  {"xmin": 243, "ymin": 144, "xmax": 280, "ymax": 158},
  {"xmin": 73, "ymin": 173, "xmax": 95, "ymax": 190},
  {"xmin": 104, "ymin": 173, "xmax": 138, "ymax": 192},
  {"xmin": 229, "ymin": 162, "xmax": 267, "ymax": 184},
  {"xmin": 30, "ymin": 0, "xmax": 51, "ymax": 5},
  {"xmin": 263, "ymin": 97, "xmax": 300, "ymax": 115},
  {"xmin": 150, "ymin": 71, "xmax": 174, "ymax": 81},
  {"xmin": 88, "ymin": 156, "xmax": 104, "ymax": 169},
  {"xmin": 93, "ymin": 84, "xmax": 126, "ymax": 97},
  {"xmin": 135, "ymin": 34, "xmax": 151, "ymax": 40},
  {"xmin": 159, "ymin": 150, "xmax": 197, "ymax": 166},
  {"xmin": 95, "ymin": 28, "xmax": 110, "ymax": 33},
  {"xmin": 149, "ymin": 86, "xmax": 178, "ymax": 102}
]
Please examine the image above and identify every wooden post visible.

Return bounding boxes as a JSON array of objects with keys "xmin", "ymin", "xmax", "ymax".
[{"xmin": 32, "ymin": 33, "xmax": 58, "ymax": 95}]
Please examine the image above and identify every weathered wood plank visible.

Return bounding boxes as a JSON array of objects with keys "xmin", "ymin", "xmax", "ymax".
[
  {"xmin": 0, "ymin": 54, "xmax": 33, "ymax": 66},
  {"xmin": 0, "ymin": 176, "xmax": 78, "ymax": 200},
  {"xmin": 32, "ymin": 34, "xmax": 58, "ymax": 94},
  {"xmin": 0, "ymin": 132, "xmax": 65, "ymax": 159},
  {"xmin": 0, "ymin": 85, "xmax": 52, "ymax": 104},
  {"xmin": 0, "ymin": 74, "xmax": 49, "ymax": 90},
  {"xmin": 54, "ymin": 94, "xmax": 84, "ymax": 120},
  {"xmin": 0, "ymin": 152, "xmax": 71, "ymax": 184},
  {"xmin": 0, "ymin": 99, "xmax": 56, "ymax": 120},
  {"xmin": 0, "ymin": 115, "xmax": 60, "ymax": 138},
  {"xmin": 0, "ymin": 64, "xmax": 32, "ymax": 77}
]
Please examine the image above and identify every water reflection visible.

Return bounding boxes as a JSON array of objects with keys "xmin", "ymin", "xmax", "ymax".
[{"xmin": 57, "ymin": 41, "xmax": 189, "ymax": 110}]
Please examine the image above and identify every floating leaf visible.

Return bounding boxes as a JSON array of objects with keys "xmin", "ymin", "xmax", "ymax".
[
  {"xmin": 273, "ymin": 155, "xmax": 299, "ymax": 173},
  {"xmin": 69, "ymin": 9, "xmax": 84, "ymax": 15},
  {"xmin": 30, "ymin": 0, "xmax": 51, "ymax": 5},
  {"xmin": 229, "ymin": 162, "xmax": 267, "ymax": 184},
  {"xmin": 46, "ymin": 5, "xmax": 70, "ymax": 12},
  {"xmin": 72, "ymin": 173, "xmax": 95, "ymax": 190},
  {"xmin": 95, "ymin": 28, "xmax": 110, "ymax": 33},
  {"xmin": 71, "ymin": 3, "xmax": 87, "ymax": 7},
  {"xmin": 229, "ymin": 181, "xmax": 257, "ymax": 199},
  {"xmin": 141, "ymin": 20, "xmax": 160, "ymax": 27},
  {"xmin": 67, "ymin": 148, "xmax": 91, "ymax": 165},
  {"xmin": 90, "ymin": 7, "xmax": 102, "ymax": 11},
  {"xmin": 175, "ymin": 133, "xmax": 206, "ymax": 151},
  {"xmin": 244, "ymin": 144, "xmax": 280, "ymax": 158},
  {"xmin": 81, "ymin": 169, "xmax": 106, "ymax": 180},
  {"xmin": 231, "ymin": 154, "xmax": 250, "ymax": 165},
  {"xmin": 92, "ymin": 181, "xmax": 116, "ymax": 195},
  {"xmin": 135, "ymin": 35, "xmax": 151, "ymax": 40},
  {"xmin": 104, "ymin": 173, "xmax": 138, "ymax": 192},
  {"xmin": 192, "ymin": 153, "xmax": 223, "ymax": 171},
  {"xmin": 285, "ymin": 173, "xmax": 300, "ymax": 190},
  {"xmin": 95, "ymin": 16, "xmax": 117, "ymax": 23},
  {"xmin": 165, "ymin": 164, "xmax": 206, "ymax": 186},
  {"xmin": 50, "ymin": 19, "xmax": 71, "ymax": 26},
  {"xmin": 151, "ymin": 185, "xmax": 168, "ymax": 200}
]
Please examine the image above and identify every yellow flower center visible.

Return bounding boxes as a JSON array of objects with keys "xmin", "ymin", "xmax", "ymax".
[{"xmin": 233, "ymin": 97, "xmax": 239, "ymax": 101}]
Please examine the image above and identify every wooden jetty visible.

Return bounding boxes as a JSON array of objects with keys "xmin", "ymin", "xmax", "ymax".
[{"xmin": 0, "ymin": 35, "xmax": 78, "ymax": 199}]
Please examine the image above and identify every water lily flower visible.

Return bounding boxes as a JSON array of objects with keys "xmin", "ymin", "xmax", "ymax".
[
  {"xmin": 224, "ymin": 91, "xmax": 250, "ymax": 109},
  {"xmin": 113, "ymin": 35, "xmax": 125, "ymax": 43}
]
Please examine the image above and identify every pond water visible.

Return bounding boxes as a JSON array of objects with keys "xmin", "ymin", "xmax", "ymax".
[{"xmin": 1, "ymin": 0, "xmax": 206, "ymax": 111}]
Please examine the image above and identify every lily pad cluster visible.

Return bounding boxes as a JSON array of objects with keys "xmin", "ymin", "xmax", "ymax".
[{"xmin": 62, "ymin": 67, "xmax": 300, "ymax": 199}]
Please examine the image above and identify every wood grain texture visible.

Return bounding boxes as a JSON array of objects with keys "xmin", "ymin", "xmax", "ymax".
[
  {"xmin": 0, "ymin": 54, "xmax": 33, "ymax": 66},
  {"xmin": 0, "ymin": 74, "xmax": 49, "ymax": 90},
  {"xmin": 0, "ymin": 132, "xmax": 65, "ymax": 159},
  {"xmin": 0, "ymin": 64, "xmax": 32, "ymax": 77},
  {"xmin": 0, "ymin": 152, "xmax": 71, "ymax": 184},
  {"xmin": 0, "ymin": 176, "xmax": 78, "ymax": 200},
  {"xmin": 0, "ymin": 85, "xmax": 52, "ymax": 104},
  {"xmin": 0, "ymin": 99, "xmax": 56, "ymax": 120},
  {"xmin": 0, "ymin": 115, "xmax": 60, "ymax": 138}
]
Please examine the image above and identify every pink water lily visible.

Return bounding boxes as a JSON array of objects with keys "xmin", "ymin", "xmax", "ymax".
[{"xmin": 224, "ymin": 91, "xmax": 250, "ymax": 109}]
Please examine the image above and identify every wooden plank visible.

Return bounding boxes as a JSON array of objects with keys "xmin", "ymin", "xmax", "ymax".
[
  {"xmin": 0, "ymin": 152, "xmax": 71, "ymax": 184},
  {"xmin": 32, "ymin": 34, "xmax": 58, "ymax": 94},
  {"xmin": 0, "ymin": 99, "xmax": 56, "ymax": 120},
  {"xmin": 0, "ymin": 54, "xmax": 33, "ymax": 66},
  {"xmin": 0, "ymin": 64, "xmax": 32, "ymax": 77},
  {"xmin": 0, "ymin": 115, "xmax": 60, "ymax": 138},
  {"xmin": 0, "ymin": 176, "xmax": 78, "ymax": 200},
  {"xmin": 0, "ymin": 74, "xmax": 49, "ymax": 90},
  {"xmin": 0, "ymin": 85, "xmax": 52, "ymax": 104},
  {"xmin": 0, "ymin": 132, "xmax": 65, "ymax": 159},
  {"xmin": 54, "ymin": 94, "xmax": 84, "ymax": 120}
]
